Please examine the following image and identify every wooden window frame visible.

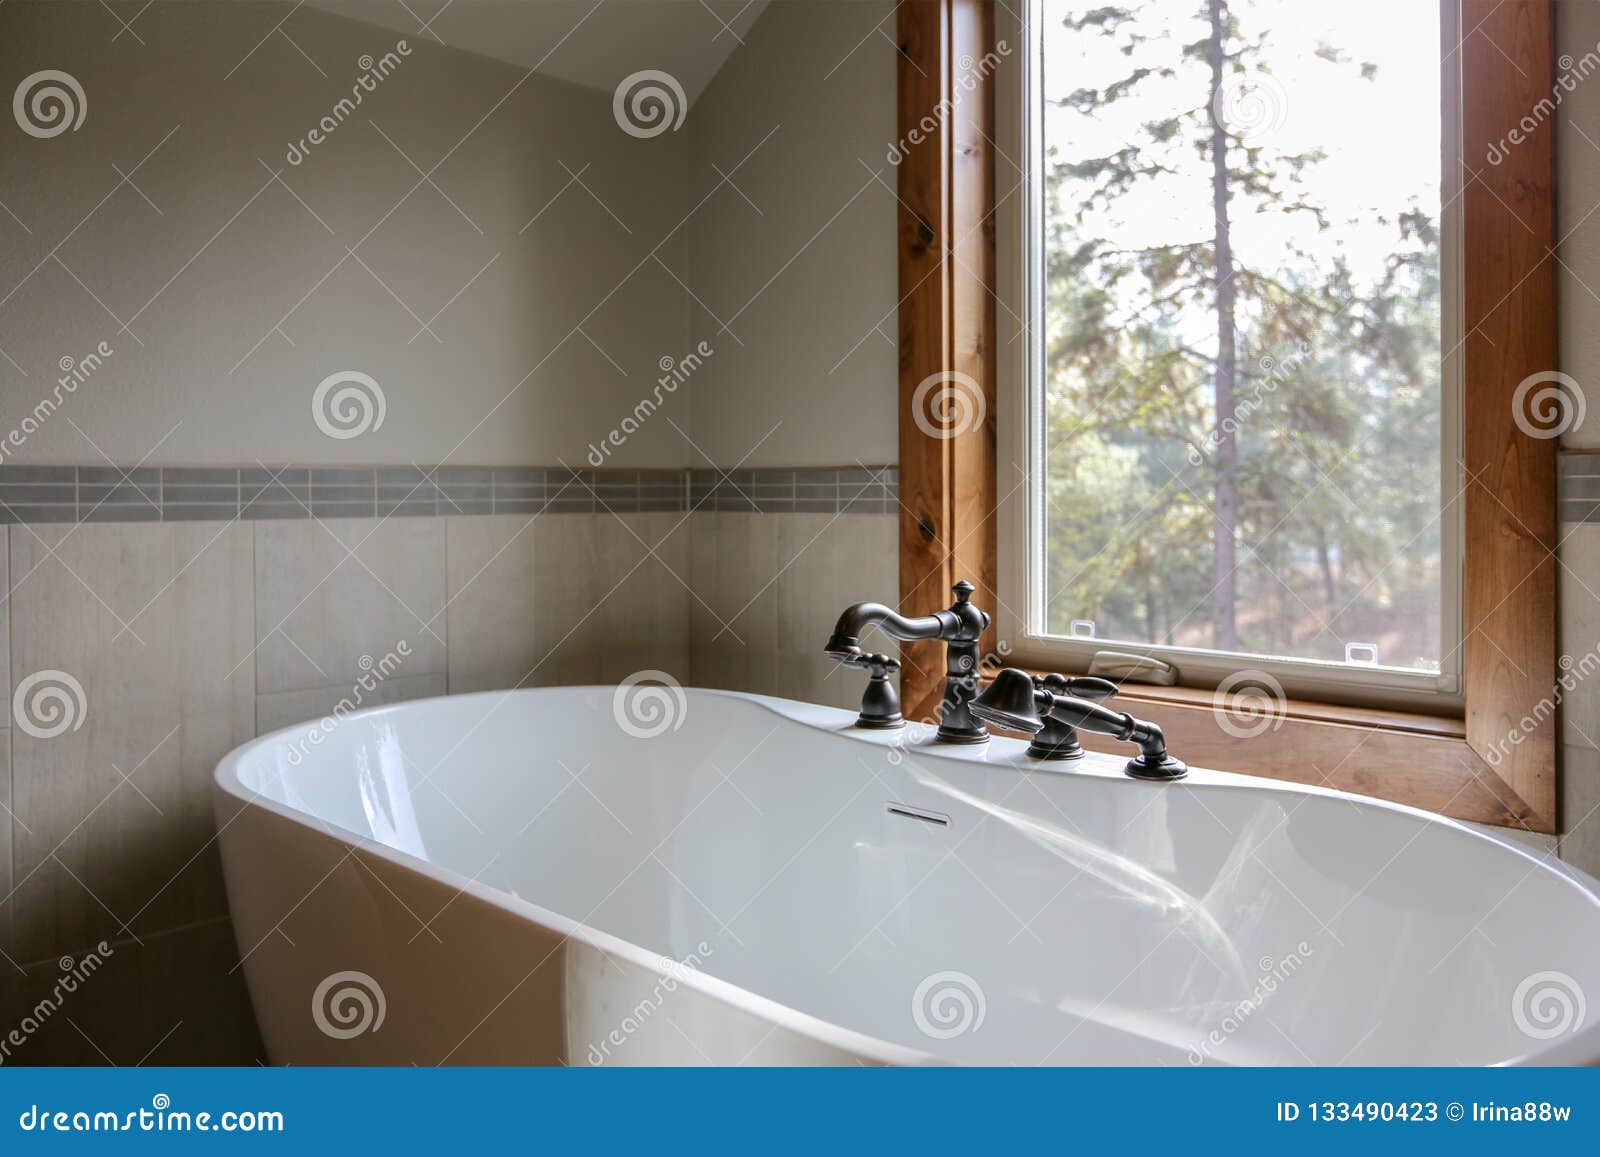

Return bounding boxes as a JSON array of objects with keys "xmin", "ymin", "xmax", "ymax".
[{"xmin": 895, "ymin": 0, "xmax": 1558, "ymax": 832}]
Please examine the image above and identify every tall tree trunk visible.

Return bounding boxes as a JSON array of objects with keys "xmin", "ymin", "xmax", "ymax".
[
  {"xmin": 1316, "ymin": 527, "xmax": 1338, "ymax": 608},
  {"xmin": 1207, "ymin": 0, "xmax": 1240, "ymax": 652}
]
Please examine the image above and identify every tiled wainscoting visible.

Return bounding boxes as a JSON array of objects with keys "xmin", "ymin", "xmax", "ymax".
[
  {"xmin": 0, "ymin": 465, "xmax": 900, "ymax": 522},
  {"xmin": 0, "ymin": 466, "xmax": 897, "ymax": 1063},
  {"xmin": 1556, "ymin": 452, "xmax": 1600, "ymax": 879}
]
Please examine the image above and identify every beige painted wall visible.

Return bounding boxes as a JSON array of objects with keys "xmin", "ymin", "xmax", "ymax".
[
  {"xmin": 0, "ymin": 0, "xmax": 901, "ymax": 471},
  {"xmin": 686, "ymin": 0, "xmax": 899, "ymax": 467},
  {"xmin": 306, "ymin": 0, "xmax": 770, "ymax": 104},
  {"xmin": 0, "ymin": 0, "xmax": 692, "ymax": 467}
]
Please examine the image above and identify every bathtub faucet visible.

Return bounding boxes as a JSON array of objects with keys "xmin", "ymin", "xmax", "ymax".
[
  {"xmin": 972, "ymin": 667, "xmax": 1188, "ymax": 780},
  {"xmin": 825, "ymin": 580, "xmax": 991, "ymax": 743}
]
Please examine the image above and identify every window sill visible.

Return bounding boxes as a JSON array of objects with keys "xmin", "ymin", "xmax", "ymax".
[{"xmin": 993, "ymin": 671, "xmax": 1552, "ymax": 835}]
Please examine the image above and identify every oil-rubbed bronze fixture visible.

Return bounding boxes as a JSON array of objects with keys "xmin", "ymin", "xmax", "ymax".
[
  {"xmin": 972, "ymin": 668, "xmax": 1187, "ymax": 780},
  {"xmin": 825, "ymin": 580, "xmax": 991, "ymax": 743},
  {"xmin": 831, "ymin": 651, "xmax": 902, "ymax": 729},
  {"xmin": 1016, "ymin": 672, "xmax": 1120, "ymax": 760}
]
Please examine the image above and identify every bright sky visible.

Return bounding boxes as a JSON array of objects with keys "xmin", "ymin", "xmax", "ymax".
[{"xmin": 1041, "ymin": 0, "xmax": 1443, "ymax": 292}]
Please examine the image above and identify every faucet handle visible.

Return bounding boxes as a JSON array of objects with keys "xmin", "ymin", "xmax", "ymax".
[
  {"xmin": 1023, "ymin": 674, "xmax": 1085, "ymax": 761},
  {"xmin": 841, "ymin": 651, "xmax": 899, "ymax": 677},
  {"xmin": 1036, "ymin": 673, "xmax": 1118, "ymax": 702},
  {"xmin": 839, "ymin": 652, "xmax": 903, "ymax": 730},
  {"xmin": 1010, "ymin": 673, "xmax": 1116, "ymax": 760}
]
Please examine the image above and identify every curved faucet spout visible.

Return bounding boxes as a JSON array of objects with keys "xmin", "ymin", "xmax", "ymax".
[
  {"xmin": 824, "ymin": 602, "xmax": 947, "ymax": 662},
  {"xmin": 823, "ymin": 581, "xmax": 992, "ymax": 745}
]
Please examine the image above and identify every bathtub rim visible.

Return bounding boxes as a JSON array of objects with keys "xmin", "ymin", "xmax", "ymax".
[
  {"xmin": 215, "ymin": 690, "xmax": 946, "ymax": 1067},
  {"xmin": 214, "ymin": 685, "xmax": 1600, "ymax": 1068}
]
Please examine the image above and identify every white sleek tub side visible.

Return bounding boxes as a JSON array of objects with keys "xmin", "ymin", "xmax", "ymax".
[{"xmin": 214, "ymin": 687, "xmax": 1600, "ymax": 1066}]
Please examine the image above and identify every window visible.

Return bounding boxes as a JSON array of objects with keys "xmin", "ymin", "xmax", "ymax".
[
  {"xmin": 903, "ymin": 0, "xmax": 1551, "ymax": 828},
  {"xmin": 1010, "ymin": 0, "xmax": 1460, "ymax": 708}
]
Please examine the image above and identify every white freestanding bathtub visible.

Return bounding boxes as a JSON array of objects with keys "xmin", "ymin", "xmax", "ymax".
[{"xmin": 213, "ymin": 686, "xmax": 1600, "ymax": 1066}]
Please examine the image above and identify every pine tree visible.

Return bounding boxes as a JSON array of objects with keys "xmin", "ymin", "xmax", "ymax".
[{"xmin": 1041, "ymin": 0, "xmax": 1435, "ymax": 660}]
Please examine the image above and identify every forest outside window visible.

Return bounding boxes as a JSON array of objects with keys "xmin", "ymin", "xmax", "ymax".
[{"xmin": 1017, "ymin": 0, "xmax": 1459, "ymax": 708}]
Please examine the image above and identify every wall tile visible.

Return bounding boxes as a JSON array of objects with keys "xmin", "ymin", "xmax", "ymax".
[
  {"xmin": 779, "ymin": 513, "xmax": 899, "ymax": 710},
  {"xmin": 1561, "ymin": 744, "xmax": 1600, "ymax": 880},
  {"xmin": 0, "ymin": 523, "xmax": 10, "ymax": 967},
  {"xmin": 530, "ymin": 515, "xmax": 604, "ymax": 685},
  {"xmin": 691, "ymin": 512, "xmax": 781, "ymax": 697},
  {"xmin": 0, "ymin": 505, "xmax": 889, "ymax": 1059},
  {"xmin": 1, "ymin": 526, "xmax": 10, "ymax": 716},
  {"xmin": 254, "ymin": 518, "xmax": 447, "ymax": 696},
  {"xmin": 690, "ymin": 513, "xmax": 898, "ymax": 712},
  {"xmin": 446, "ymin": 514, "xmax": 539, "ymax": 694},
  {"xmin": 5, "ymin": 523, "xmax": 255, "ymax": 963},
  {"xmin": 1559, "ymin": 523, "xmax": 1600, "ymax": 750},
  {"xmin": 449, "ymin": 512, "xmax": 691, "ymax": 695},
  {"xmin": 256, "ymin": 674, "xmax": 449, "ymax": 736},
  {"xmin": 0, "ymin": 918, "xmax": 261, "ymax": 1065},
  {"xmin": 593, "ymin": 513, "xmax": 691, "ymax": 684},
  {"xmin": 0, "ymin": 735, "xmax": 11, "ymax": 972}
]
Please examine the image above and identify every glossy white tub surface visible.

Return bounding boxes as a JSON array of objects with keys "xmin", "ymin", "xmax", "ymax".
[{"xmin": 213, "ymin": 686, "xmax": 1600, "ymax": 1066}]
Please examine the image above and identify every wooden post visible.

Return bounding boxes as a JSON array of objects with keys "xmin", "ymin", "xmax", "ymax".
[{"xmin": 895, "ymin": 0, "xmax": 998, "ymax": 722}]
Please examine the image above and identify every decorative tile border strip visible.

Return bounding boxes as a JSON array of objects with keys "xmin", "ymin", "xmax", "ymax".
[
  {"xmin": 1560, "ymin": 452, "xmax": 1600, "ymax": 523},
  {"xmin": 690, "ymin": 467, "xmax": 898, "ymax": 514},
  {"xmin": 0, "ymin": 465, "xmax": 899, "ymax": 523}
]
